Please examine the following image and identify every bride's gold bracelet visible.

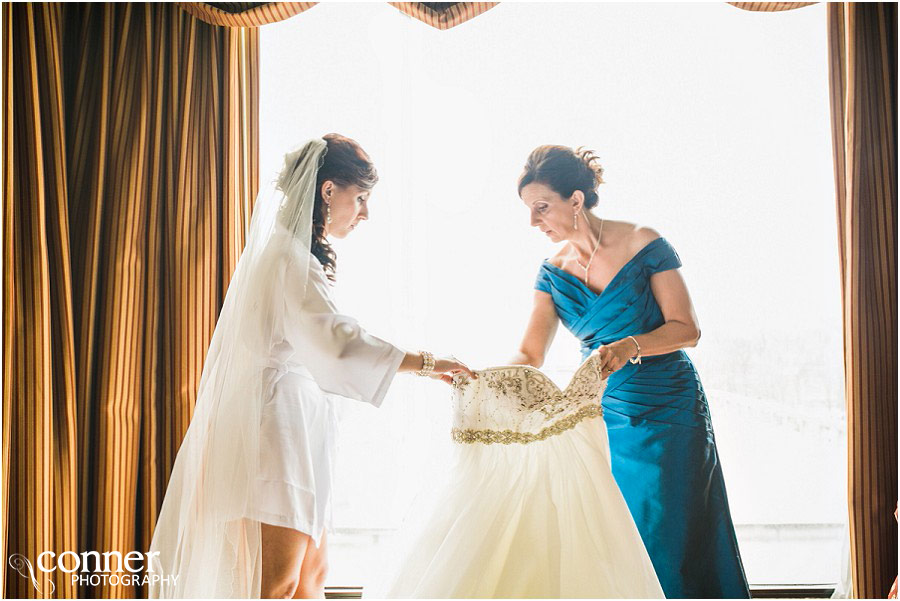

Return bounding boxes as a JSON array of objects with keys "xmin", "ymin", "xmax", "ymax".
[{"xmin": 416, "ymin": 350, "xmax": 435, "ymax": 377}]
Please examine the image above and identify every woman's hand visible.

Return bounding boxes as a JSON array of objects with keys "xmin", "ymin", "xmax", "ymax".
[
  {"xmin": 400, "ymin": 352, "xmax": 476, "ymax": 382},
  {"xmin": 592, "ymin": 338, "xmax": 639, "ymax": 379},
  {"xmin": 430, "ymin": 355, "xmax": 477, "ymax": 385}
]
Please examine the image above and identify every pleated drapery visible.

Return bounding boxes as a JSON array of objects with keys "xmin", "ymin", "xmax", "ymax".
[
  {"xmin": 827, "ymin": 3, "xmax": 897, "ymax": 598},
  {"xmin": 2, "ymin": 3, "xmax": 258, "ymax": 598}
]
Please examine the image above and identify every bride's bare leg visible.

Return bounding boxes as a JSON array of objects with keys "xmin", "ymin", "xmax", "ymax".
[
  {"xmin": 293, "ymin": 531, "xmax": 328, "ymax": 599},
  {"xmin": 261, "ymin": 523, "xmax": 309, "ymax": 598}
]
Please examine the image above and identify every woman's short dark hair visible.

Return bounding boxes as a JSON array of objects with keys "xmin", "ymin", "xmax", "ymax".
[{"xmin": 517, "ymin": 145, "xmax": 605, "ymax": 209}]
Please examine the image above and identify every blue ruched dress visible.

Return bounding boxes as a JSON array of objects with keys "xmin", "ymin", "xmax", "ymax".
[{"xmin": 535, "ymin": 237, "xmax": 750, "ymax": 599}]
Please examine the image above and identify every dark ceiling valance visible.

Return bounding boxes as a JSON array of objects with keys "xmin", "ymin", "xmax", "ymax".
[
  {"xmin": 205, "ymin": 2, "xmax": 270, "ymax": 13},
  {"xmin": 178, "ymin": 2, "xmax": 498, "ymax": 30},
  {"xmin": 389, "ymin": 2, "xmax": 498, "ymax": 30},
  {"xmin": 176, "ymin": 2, "xmax": 316, "ymax": 27},
  {"xmin": 728, "ymin": 2, "xmax": 817, "ymax": 11},
  {"xmin": 178, "ymin": 2, "xmax": 821, "ymax": 30}
]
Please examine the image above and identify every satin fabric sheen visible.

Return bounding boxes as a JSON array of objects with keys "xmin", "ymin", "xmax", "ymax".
[{"xmin": 535, "ymin": 237, "xmax": 750, "ymax": 599}]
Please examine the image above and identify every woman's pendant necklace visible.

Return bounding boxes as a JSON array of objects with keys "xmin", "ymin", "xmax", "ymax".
[{"xmin": 575, "ymin": 218, "xmax": 604, "ymax": 286}]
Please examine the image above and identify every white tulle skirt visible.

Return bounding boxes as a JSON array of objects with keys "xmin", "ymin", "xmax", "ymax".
[{"xmin": 378, "ymin": 418, "xmax": 665, "ymax": 599}]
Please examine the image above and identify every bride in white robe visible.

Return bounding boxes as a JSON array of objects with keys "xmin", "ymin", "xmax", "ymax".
[{"xmin": 147, "ymin": 135, "xmax": 474, "ymax": 599}]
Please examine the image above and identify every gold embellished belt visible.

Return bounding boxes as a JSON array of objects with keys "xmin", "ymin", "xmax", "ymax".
[{"xmin": 451, "ymin": 404, "xmax": 603, "ymax": 445}]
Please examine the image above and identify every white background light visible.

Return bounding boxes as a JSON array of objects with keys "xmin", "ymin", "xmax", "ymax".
[{"xmin": 262, "ymin": 2, "xmax": 843, "ymax": 588}]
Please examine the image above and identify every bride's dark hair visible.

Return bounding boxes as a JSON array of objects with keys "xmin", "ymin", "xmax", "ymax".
[{"xmin": 312, "ymin": 133, "xmax": 379, "ymax": 281}]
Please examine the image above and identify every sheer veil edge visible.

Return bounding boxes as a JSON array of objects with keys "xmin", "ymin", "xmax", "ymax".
[{"xmin": 147, "ymin": 138, "xmax": 328, "ymax": 598}]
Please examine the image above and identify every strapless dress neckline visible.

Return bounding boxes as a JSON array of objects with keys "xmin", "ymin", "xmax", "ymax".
[{"xmin": 449, "ymin": 355, "xmax": 606, "ymax": 446}]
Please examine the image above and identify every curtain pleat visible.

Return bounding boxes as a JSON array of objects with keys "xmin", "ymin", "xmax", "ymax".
[
  {"xmin": 1, "ymin": 10, "xmax": 9, "ymax": 598},
  {"xmin": 389, "ymin": 2, "xmax": 498, "ymax": 30},
  {"xmin": 827, "ymin": 3, "xmax": 898, "ymax": 598},
  {"xmin": 3, "ymin": 4, "xmax": 78, "ymax": 598},
  {"xmin": 2, "ymin": 3, "xmax": 258, "ymax": 598}
]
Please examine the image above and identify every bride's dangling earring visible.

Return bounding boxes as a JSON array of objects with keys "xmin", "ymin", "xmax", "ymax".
[
  {"xmin": 326, "ymin": 201, "xmax": 333, "ymax": 225},
  {"xmin": 573, "ymin": 212, "xmax": 578, "ymax": 230}
]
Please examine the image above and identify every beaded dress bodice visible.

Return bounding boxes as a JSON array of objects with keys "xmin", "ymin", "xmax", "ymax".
[{"xmin": 450, "ymin": 356, "xmax": 606, "ymax": 445}]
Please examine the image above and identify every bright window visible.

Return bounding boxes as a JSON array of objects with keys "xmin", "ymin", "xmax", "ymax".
[{"xmin": 261, "ymin": 2, "xmax": 844, "ymax": 589}]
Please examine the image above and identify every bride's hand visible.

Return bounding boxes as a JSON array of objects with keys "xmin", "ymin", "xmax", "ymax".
[
  {"xmin": 431, "ymin": 355, "xmax": 477, "ymax": 384},
  {"xmin": 591, "ymin": 340, "xmax": 635, "ymax": 379}
]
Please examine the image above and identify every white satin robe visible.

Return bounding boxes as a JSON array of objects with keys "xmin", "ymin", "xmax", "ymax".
[{"xmin": 246, "ymin": 249, "xmax": 404, "ymax": 546}]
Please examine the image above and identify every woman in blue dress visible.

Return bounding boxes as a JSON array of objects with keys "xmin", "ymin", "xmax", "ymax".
[{"xmin": 510, "ymin": 145, "xmax": 750, "ymax": 599}]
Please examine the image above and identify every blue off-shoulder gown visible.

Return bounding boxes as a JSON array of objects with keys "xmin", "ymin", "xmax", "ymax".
[{"xmin": 535, "ymin": 237, "xmax": 750, "ymax": 599}]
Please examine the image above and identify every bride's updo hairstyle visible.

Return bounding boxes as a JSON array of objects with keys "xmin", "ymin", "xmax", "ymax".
[
  {"xmin": 280, "ymin": 133, "xmax": 379, "ymax": 282},
  {"xmin": 517, "ymin": 145, "xmax": 605, "ymax": 209}
]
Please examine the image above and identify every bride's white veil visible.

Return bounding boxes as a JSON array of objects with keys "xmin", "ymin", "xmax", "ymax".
[{"xmin": 147, "ymin": 138, "xmax": 329, "ymax": 598}]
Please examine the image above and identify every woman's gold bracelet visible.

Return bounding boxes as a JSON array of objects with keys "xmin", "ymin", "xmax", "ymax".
[
  {"xmin": 626, "ymin": 336, "xmax": 642, "ymax": 365},
  {"xmin": 416, "ymin": 350, "xmax": 435, "ymax": 377}
]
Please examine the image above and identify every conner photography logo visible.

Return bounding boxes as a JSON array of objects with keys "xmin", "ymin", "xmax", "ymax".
[{"xmin": 8, "ymin": 550, "xmax": 178, "ymax": 594}]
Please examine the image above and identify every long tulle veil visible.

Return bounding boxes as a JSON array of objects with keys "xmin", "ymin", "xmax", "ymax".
[{"xmin": 147, "ymin": 138, "xmax": 328, "ymax": 598}]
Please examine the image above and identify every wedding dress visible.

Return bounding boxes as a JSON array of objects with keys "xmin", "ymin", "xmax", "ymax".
[{"xmin": 382, "ymin": 355, "xmax": 664, "ymax": 599}]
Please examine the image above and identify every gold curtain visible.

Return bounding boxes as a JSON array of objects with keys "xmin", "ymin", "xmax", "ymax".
[
  {"xmin": 2, "ymin": 3, "xmax": 258, "ymax": 598},
  {"xmin": 827, "ymin": 3, "xmax": 897, "ymax": 598}
]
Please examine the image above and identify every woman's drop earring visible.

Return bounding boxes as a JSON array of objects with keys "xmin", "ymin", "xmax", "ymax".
[
  {"xmin": 573, "ymin": 212, "xmax": 578, "ymax": 230},
  {"xmin": 326, "ymin": 202, "xmax": 333, "ymax": 224}
]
